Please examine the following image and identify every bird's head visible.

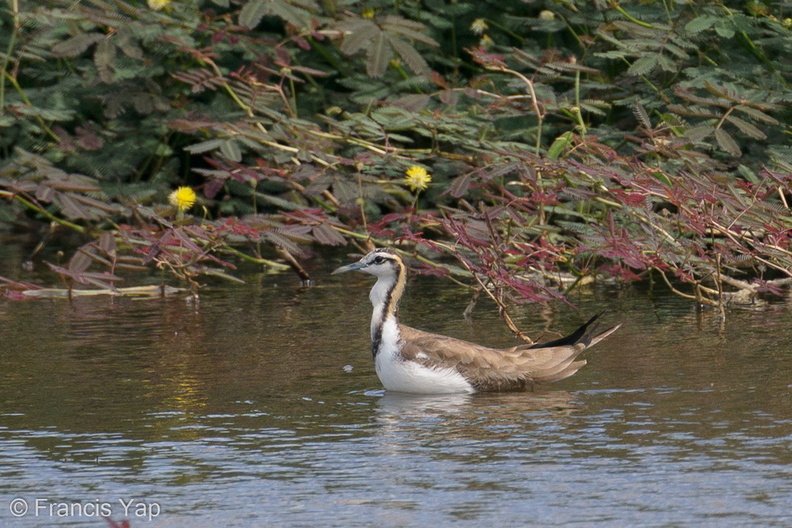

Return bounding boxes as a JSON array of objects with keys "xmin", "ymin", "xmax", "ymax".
[{"xmin": 332, "ymin": 248, "xmax": 403, "ymax": 278}]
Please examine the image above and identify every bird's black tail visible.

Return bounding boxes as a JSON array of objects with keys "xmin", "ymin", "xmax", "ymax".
[{"xmin": 527, "ymin": 312, "xmax": 620, "ymax": 349}]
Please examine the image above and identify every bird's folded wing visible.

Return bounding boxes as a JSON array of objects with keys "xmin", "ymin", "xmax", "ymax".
[{"xmin": 398, "ymin": 325, "xmax": 586, "ymax": 391}]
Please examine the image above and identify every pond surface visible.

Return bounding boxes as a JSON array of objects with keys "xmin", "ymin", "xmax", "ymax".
[{"xmin": 1, "ymin": 248, "xmax": 791, "ymax": 527}]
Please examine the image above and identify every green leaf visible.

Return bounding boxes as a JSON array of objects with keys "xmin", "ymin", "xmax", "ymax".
[
  {"xmin": 51, "ymin": 33, "xmax": 104, "ymax": 57},
  {"xmin": 714, "ymin": 128, "xmax": 741, "ymax": 157},
  {"xmin": 663, "ymin": 42, "xmax": 689, "ymax": 60},
  {"xmin": 547, "ymin": 131, "xmax": 574, "ymax": 159},
  {"xmin": 734, "ymin": 105, "xmax": 779, "ymax": 125},
  {"xmin": 648, "ymin": 170, "xmax": 672, "ymax": 187},
  {"xmin": 185, "ymin": 138, "xmax": 225, "ymax": 154},
  {"xmin": 632, "ymin": 102, "xmax": 651, "ymax": 129},
  {"xmin": 379, "ymin": 15, "xmax": 439, "ymax": 47},
  {"xmin": 656, "ymin": 54, "xmax": 677, "ymax": 72},
  {"xmin": 684, "ymin": 15, "xmax": 719, "ymax": 34},
  {"xmin": 387, "ymin": 36, "xmax": 430, "ymax": 76},
  {"xmin": 685, "ymin": 125, "xmax": 714, "ymax": 142},
  {"xmin": 115, "ymin": 27, "xmax": 144, "ymax": 60},
  {"xmin": 370, "ymin": 106, "xmax": 416, "ymax": 129},
  {"xmin": 366, "ymin": 34, "xmax": 392, "ymax": 78},
  {"xmin": 725, "ymin": 115, "xmax": 766, "ymax": 140},
  {"xmin": 220, "ymin": 139, "xmax": 242, "ymax": 162},
  {"xmin": 737, "ymin": 164, "xmax": 760, "ymax": 184},
  {"xmin": 255, "ymin": 192, "xmax": 303, "ymax": 211},
  {"xmin": 714, "ymin": 21, "xmax": 735, "ymax": 38},
  {"xmin": 594, "ymin": 51, "xmax": 629, "ymax": 59},
  {"xmin": 269, "ymin": 0, "xmax": 315, "ymax": 28},
  {"xmin": 94, "ymin": 38, "xmax": 116, "ymax": 83},
  {"xmin": 627, "ymin": 55, "xmax": 658, "ymax": 76},
  {"xmin": 15, "ymin": 106, "xmax": 75, "ymax": 121},
  {"xmin": 579, "ymin": 100, "xmax": 608, "ymax": 116},
  {"xmin": 392, "ymin": 94, "xmax": 431, "ymax": 111},
  {"xmin": 239, "ymin": 0, "xmax": 270, "ymax": 29},
  {"xmin": 332, "ymin": 179, "xmax": 358, "ymax": 204},
  {"xmin": 385, "ymin": 133, "xmax": 414, "ymax": 143},
  {"xmin": 201, "ymin": 267, "xmax": 246, "ymax": 283},
  {"xmin": 340, "ymin": 20, "xmax": 381, "ymax": 55}
]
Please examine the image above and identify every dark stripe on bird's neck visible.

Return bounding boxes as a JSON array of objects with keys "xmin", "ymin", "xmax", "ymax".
[{"xmin": 371, "ymin": 257, "xmax": 407, "ymax": 358}]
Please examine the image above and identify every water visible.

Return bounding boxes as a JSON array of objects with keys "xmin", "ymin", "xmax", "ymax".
[{"xmin": 1, "ymin": 249, "xmax": 791, "ymax": 527}]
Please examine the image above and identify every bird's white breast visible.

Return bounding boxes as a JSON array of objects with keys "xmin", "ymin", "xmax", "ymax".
[{"xmin": 374, "ymin": 319, "xmax": 475, "ymax": 395}]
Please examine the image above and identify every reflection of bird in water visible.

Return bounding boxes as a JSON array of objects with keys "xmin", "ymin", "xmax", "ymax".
[
  {"xmin": 376, "ymin": 390, "xmax": 580, "ymax": 418},
  {"xmin": 372, "ymin": 391, "xmax": 582, "ymax": 447},
  {"xmin": 334, "ymin": 249, "xmax": 620, "ymax": 394},
  {"xmin": 375, "ymin": 391, "xmax": 474, "ymax": 417}
]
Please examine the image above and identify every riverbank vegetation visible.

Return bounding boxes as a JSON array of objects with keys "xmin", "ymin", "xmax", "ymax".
[{"xmin": 1, "ymin": 0, "xmax": 791, "ymax": 319}]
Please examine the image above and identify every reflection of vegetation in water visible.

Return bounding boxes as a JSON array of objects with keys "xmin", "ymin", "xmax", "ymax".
[{"xmin": 1, "ymin": 1, "xmax": 791, "ymax": 320}]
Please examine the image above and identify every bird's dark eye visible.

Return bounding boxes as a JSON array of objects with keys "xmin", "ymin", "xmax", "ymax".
[{"xmin": 372, "ymin": 256, "xmax": 384, "ymax": 265}]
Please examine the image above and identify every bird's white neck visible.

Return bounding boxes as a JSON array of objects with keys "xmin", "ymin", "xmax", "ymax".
[{"xmin": 368, "ymin": 263, "xmax": 406, "ymax": 357}]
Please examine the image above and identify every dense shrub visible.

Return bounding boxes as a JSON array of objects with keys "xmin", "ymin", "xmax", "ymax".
[{"xmin": 1, "ymin": 0, "xmax": 791, "ymax": 313}]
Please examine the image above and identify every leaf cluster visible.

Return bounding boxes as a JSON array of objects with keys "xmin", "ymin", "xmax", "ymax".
[{"xmin": 1, "ymin": 0, "xmax": 791, "ymax": 311}]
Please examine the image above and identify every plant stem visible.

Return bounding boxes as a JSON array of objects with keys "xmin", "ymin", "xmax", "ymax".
[
  {"xmin": 2, "ymin": 71, "xmax": 61, "ymax": 142},
  {"xmin": 220, "ymin": 245, "xmax": 290, "ymax": 270},
  {"xmin": 11, "ymin": 194, "xmax": 86, "ymax": 233},
  {"xmin": 485, "ymin": 18, "xmax": 526, "ymax": 44},
  {"xmin": 573, "ymin": 70, "xmax": 587, "ymax": 135},
  {"xmin": 610, "ymin": 1, "xmax": 657, "ymax": 28}
]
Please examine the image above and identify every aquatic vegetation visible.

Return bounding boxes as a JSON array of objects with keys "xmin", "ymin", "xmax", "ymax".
[{"xmin": 0, "ymin": 1, "xmax": 791, "ymax": 315}]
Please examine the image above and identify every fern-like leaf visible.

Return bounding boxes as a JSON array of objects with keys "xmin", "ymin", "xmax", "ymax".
[
  {"xmin": 632, "ymin": 102, "xmax": 652, "ymax": 129},
  {"xmin": 684, "ymin": 124, "xmax": 714, "ymax": 142},
  {"xmin": 219, "ymin": 139, "xmax": 242, "ymax": 162},
  {"xmin": 94, "ymin": 38, "xmax": 116, "ymax": 83},
  {"xmin": 269, "ymin": 0, "xmax": 315, "ymax": 28},
  {"xmin": 387, "ymin": 36, "xmax": 430, "ymax": 76},
  {"xmin": 185, "ymin": 138, "xmax": 225, "ymax": 154},
  {"xmin": 239, "ymin": 0, "xmax": 269, "ymax": 29},
  {"xmin": 51, "ymin": 32, "xmax": 104, "ymax": 57},
  {"xmin": 734, "ymin": 105, "xmax": 779, "ymax": 125},
  {"xmin": 627, "ymin": 55, "xmax": 658, "ymax": 76},
  {"xmin": 684, "ymin": 15, "xmax": 719, "ymax": 35},
  {"xmin": 172, "ymin": 68, "xmax": 226, "ymax": 93},
  {"xmin": 379, "ymin": 15, "xmax": 439, "ymax": 47},
  {"xmin": 366, "ymin": 34, "xmax": 392, "ymax": 78},
  {"xmin": 714, "ymin": 128, "xmax": 741, "ymax": 157},
  {"xmin": 339, "ymin": 19, "xmax": 381, "ymax": 55},
  {"xmin": 725, "ymin": 115, "xmax": 766, "ymax": 140}
]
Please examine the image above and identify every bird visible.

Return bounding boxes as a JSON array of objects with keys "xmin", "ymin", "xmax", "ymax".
[{"xmin": 332, "ymin": 248, "xmax": 621, "ymax": 394}]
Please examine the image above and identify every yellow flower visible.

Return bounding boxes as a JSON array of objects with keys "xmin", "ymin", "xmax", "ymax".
[
  {"xmin": 148, "ymin": 0, "xmax": 170, "ymax": 10},
  {"xmin": 404, "ymin": 166, "xmax": 431, "ymax": 192},
  {"xmin": 362, "ymin": 7, "xmax": 375, "ymax": 19},
  {"xmin": 168, "ymin": 186, "xmax": 197, "ymax": 212},
  {"xmin": 471, "ymin": 18, "xmax": 489, "ymax": 35}
]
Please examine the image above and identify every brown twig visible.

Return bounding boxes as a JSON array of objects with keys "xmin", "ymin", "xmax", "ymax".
[
  {"xmin": 275, "ymin": 246, "xmax": 311, "ymax": 283},
  {"xmin": 459, "ymin": 258, "xmax": 533, "ymax": 344}
]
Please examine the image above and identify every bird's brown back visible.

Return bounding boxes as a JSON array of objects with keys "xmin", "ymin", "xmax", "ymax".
[{"xmin": 398, "ymin": 324, "xmax": 594, "ymax": 391}]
